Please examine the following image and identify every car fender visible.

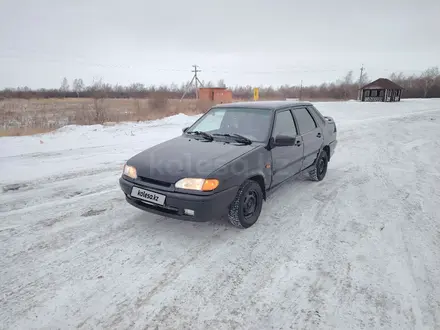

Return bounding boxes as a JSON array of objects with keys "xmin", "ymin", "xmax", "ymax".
[
  {"xmin": 208, "ymin": 145, "xmax": 271, "ymax": 194},
  {"xmin": 244, "ymin": 169, "xmax": 269, "ymax": 199}
]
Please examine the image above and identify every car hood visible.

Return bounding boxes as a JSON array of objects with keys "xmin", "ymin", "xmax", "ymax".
[{"xmin": 127, "ymin": 135, "xmax": 259, "ymax": 183}]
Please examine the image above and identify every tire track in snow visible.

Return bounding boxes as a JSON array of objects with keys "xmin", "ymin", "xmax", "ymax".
[
  {"xmin": 1, "ymin": 163, "xmax": 122, "ymax": 191},
  {"xmin": 339, "ymin": 106, "xmax": 440, "ymax": 126},
  {"xmin": 0, "ymin": 166, "xmax": 122, "ymax": 214},
  {"xmin": 234, "ymin": 110, "xmax": 440, "ymax": 329},
  {"xmin": 2, "ymin": 103, "xmax": 440, "ymax": 329},
  {"xmin": 0, "ymin": 145, "xmax": 112, "ymax": 160},
  {"xmin": 124, "ymin": 173, "xmax": 351, "ymax": 329}
]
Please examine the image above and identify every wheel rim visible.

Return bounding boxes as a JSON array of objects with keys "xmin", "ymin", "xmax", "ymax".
[
  {"xmin": 243, "ymin": 190, "xmax": 258, "ymax": 219},
  {"xmin": 318, "ymin": 156, "xmax": 327, "ymax": 176}
]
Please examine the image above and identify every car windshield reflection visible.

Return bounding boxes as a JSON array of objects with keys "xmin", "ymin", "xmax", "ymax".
[{"xmin": 186, "ymin": 107, "xmax": 272, "ymax": 142}]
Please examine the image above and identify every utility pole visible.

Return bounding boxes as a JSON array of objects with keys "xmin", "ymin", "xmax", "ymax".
[
  {"xmin": 358, "ymin": 64, "xmax": 364, "ymax": 100},
  {"xmin": 193, "ymin": 65, "xmax": 201, "ymax": 99},
  {"xmin": 299, "ymin": 80, "xmax": 303, "ymax": 100},
  {"xmin": 180, "ymin": 65, "xmax": 204, "ymax": 101}
]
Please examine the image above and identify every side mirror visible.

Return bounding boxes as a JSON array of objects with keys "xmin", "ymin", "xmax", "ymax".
[
  {"xmin": 273, "ymin": 134, "xmax": 295, "ymax": 147},
  {"xmin": 182, "ymin": 127, "xmax": 189, "ymax": 133}
]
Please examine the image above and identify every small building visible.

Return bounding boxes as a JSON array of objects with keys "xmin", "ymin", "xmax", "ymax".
[
  {"xmin": 199, "ymin": 87, "xmax": 233, "ymax": 103},
  {"xmin": 359, "ymin": 78, "xmax": 403, "ymax": 102}
]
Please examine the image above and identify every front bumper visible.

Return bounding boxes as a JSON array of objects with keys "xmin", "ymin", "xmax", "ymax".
[{"xmin": 119, "ymin": 177, "xmax": 238, "ymax": 222}]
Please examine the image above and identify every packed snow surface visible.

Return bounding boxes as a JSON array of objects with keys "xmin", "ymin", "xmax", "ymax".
[{"xmin": 1, "ymin": 99, "xmax": 440, "ymax": 329}]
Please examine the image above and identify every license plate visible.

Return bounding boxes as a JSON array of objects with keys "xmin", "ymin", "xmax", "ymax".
[{"xmin": 131, "ymin": 187, "xmax": 166, "ymax": 205}]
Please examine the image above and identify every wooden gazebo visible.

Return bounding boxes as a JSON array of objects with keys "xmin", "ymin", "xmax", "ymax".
[{"xmin": 359, "ymin": 78, "xmax": 403, "ymax": 102}]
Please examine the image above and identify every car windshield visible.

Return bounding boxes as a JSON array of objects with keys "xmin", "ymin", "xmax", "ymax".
[{"xmin": 186, "ymin": 107, "xmax": 272, "ymax": 142}]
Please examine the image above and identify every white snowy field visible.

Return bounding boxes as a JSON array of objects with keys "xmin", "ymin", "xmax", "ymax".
[{"xmin": 1, "ymin": 99, "xmax": 440, "ymax": 330}]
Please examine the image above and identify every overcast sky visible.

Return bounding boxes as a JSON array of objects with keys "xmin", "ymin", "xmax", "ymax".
[{"xmin": 0, "ymin": 0, "xmax": 439, "ymax": 89}]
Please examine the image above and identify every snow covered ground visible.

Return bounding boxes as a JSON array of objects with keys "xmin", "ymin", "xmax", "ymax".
[{"xmin": 1, "ymin": 99, "xmax": 440, "ymax": 330}]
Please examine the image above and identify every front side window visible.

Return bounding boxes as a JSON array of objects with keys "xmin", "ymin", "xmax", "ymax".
[
  {"xmin": 187, "ymin": 107, "xmax": 273, "ymax": 142},
  {"xmin": 272, "ymin": 110, "xmax": 297, "ymax": 137}
]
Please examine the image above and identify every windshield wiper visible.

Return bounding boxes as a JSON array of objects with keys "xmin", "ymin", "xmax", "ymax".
[
  {"xmin": 186, "ymin": 130, "xmax": 214, "ymax": 141},
  {"xmin": 232, "ymin": 133, "xmax": 252, "ymax": 144},
  {"xmin": 213, "ymin": 133, "xmax": 252, "ymax": 145}
]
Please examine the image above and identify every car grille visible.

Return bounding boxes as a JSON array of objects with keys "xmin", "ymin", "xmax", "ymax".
[
  {"xmin": 137, "ymin": 176, "xmax": 172, "ymax": 188},
  {"xmin": 129, "ymin": 197, "xmax": 179, "ymax": 215}
]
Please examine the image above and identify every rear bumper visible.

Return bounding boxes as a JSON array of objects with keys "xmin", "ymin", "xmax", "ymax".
[
  {"xmin": 119, "ymin": 177, "xmax": 238, "ymax": 222},
  {"xmin": 329, "ymin": 140, "xmax": 337, "ymax": 159}
]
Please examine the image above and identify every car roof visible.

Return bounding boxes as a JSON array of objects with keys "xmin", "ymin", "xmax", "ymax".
[{"xmin": 211, "ymin": 100, "xmax": 313, "ymax": 111}]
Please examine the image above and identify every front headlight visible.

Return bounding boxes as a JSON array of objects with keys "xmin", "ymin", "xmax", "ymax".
[
  {"xmin": 175, "ymin": 178, "xmax": 219, "ymax": 191},
  {"xmin": 123, "ymin": 164, "xmax": 137, "ymax": 179}
]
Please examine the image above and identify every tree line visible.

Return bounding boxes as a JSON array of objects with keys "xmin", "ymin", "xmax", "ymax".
[{"xmin": 0, "ymin": 66, "xmax": 439, "ymax": 100}]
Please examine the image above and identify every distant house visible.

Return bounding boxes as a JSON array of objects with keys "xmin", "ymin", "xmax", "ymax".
[
  {"xmin": 359, "ymin": 78, "xmax": 403, "ymax": 102},
  {"xmin": 199, "ymin": 87, "xmax": 233, "ymax": 103}
]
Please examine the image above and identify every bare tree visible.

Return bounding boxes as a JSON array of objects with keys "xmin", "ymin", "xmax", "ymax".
[
  {"xmin": 205, "ymin": 81, "xmax": 214, "ymax": 87},
  {"xmin": 359, "ymin": 71, "xmax": 369, "ymax": 86},
  {"xmin": 344, "ymin": 70, "xmax": 354, "ymax": 85},
  {"xmin": 2, "ymin": 65, "xmax": 440, "ymax": 101},
  {"xmin": 217, "ymin": 79, "xmax": 226, "ymax": 88},
  {"xmin": 60, "ymin": 77, "xmax": 69, "ymax": 97},
  {"xmin": 72, "ymin": 78, "xmax": 84, "ymax": 97},
  {"xmin": 420, "ymin": 66, "xmax": 439, "ymax": 97},
  {"xmin": 339, "ymin": 71, "xmax": 354, "ymax": 99}
]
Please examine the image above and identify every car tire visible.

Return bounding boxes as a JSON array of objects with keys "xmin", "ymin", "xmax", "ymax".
[
  {"xmin": 228, "ymin": 179, "xmax": 263, "ymax": 229},
  {"xmin": 309, "ymin": 150, "xmax": 328, "ymax": 181}
]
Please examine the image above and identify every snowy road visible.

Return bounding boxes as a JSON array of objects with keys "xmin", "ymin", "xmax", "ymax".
[{"xmin": 1, "ymin": 100, "xmax": 440, "ymax": 329}]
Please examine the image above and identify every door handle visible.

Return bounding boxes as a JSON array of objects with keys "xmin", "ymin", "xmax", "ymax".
[
  {"xmin": 295, "ymin": 140, "xmax": 302, "ymax": 146},
  {"xmin": 317, "ymin": 133, "xmax": 322, "ymax": 138}
]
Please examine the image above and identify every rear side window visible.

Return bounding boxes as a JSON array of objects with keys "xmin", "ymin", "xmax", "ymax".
[
  {"xmin": 294, "ymin": 108, "xmax": 317, "ymax": 134},
  {"xmin": 307, "ymin": 106, "xmax": 325, "ymax": 126},
  {"xmin": 272, "ymin": 110, "xmax": 297, "ymax": 137}
]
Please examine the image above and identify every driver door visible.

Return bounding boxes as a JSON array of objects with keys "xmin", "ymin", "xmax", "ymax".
[{"xmin": 270, "ymin": 109, "xmax": 304, "ymax": 187}]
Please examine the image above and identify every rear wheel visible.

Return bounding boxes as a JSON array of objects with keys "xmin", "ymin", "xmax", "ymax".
[
  {"xmin": 309, "ymin": 150, "xmax": 328, "ymax": 181},
  {"xmin": 228, "ymin": 180, "xmax": 263, "ymax": 229}
]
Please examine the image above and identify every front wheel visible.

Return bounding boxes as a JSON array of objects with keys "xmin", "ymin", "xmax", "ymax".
[
  {"xmin": 309, "ymin": 150, "xmax": 328, "ymax": 181},
  {"xmin": 228, "ymin": 180, "xmax": 263, "ymax": 229}
]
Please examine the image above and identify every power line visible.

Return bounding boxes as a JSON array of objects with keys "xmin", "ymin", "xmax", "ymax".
[
  {"xmin": 0, "ymin": 54, "xmax": 432, "ymax": 76},
  {"xmin": 0, "ymin": 55, "xmax": 339, "ymax": 74},
  {"xmin": 0, "ymin": 54, "xmax": 190, "ymax": 72},
  {"xmin": 0, "ymin": 47, "xmax": 435, "ymax": 76}
]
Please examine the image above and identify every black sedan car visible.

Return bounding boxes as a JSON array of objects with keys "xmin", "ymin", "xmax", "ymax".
[{"xmin": 119, "ymin": 100, "xmax": 337, "ymax": 228}]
